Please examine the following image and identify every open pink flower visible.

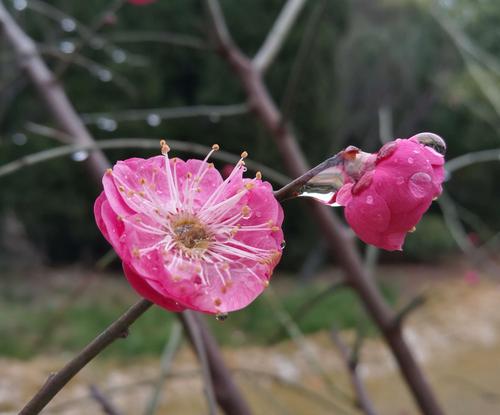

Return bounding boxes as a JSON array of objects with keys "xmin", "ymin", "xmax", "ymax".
[
  {"xmin": 335, "ymin": 134, "xmax": 445, "ymax": 251},
  {"xmin": 94, "ymin": 142, "xmax": 284, "ymax": 314}
]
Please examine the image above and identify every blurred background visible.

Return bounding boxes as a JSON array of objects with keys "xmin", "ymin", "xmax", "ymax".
[{"xmin": 1, "ymin": 0, "xmax": 499, "ymax": 414}]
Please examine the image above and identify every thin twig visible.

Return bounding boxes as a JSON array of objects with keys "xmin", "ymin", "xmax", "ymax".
[
  {"xmin": 267, "ymin": 279, "xmax": 346, "ymax": 343},
  {"xmin": 253, "ymin": 0, "xmax": 308, "ymax": 73},
  {"xmin": 330, "ymin": 329, "xmax": 378, "ymax": 415},
  {"xmin": 89, "ymin": 385, "xmax": 123, "ymax": 415},
  {"xmin": 19, "ymin": 299, "xmax": 153, "ymax": 415},
  {"xmin": 264, "ymin": 288, "xmax": 354, "ymax": 409},
  {"xmin": 143, "ymin": 321, "xmax": 183, "ymax": 415},
  {"xmin": 80, "ymin": 102, "xmax": 249, "ymax": 124},
  {"xmin": 108, "ymin": 31, "xmax": 208, "ymax": 50},
  {"xmin": 179, "ymin": 311, "xmax": 217, "ymax": 415},
  {"xmin": 0, "ymin": 137, "xmax": 290, "ymax": 185}
]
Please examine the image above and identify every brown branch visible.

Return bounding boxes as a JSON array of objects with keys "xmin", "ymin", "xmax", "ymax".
[
  {"xmin": 330, "ymin": 329, "xmax": 378, "ymax": 415},
  {"xmin": 181, "ymin": 313, "xmax": 253, "ymax": 415},
  {"xmin": 19, "ymin": 299, "xmax": 153, "ymax": 415},
  {"xmin": 203, "ymin": 2, "xmax": 444, "ymax": 414}
]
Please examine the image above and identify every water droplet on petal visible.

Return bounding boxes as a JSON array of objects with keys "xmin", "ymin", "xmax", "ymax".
[
  {"xmin": 409, "ymin": 172, "xmax": 432, "ymax": 198},
  {"xmin": 366, "ymin": 195, "xmax": 374, "ymax": 204},
  {"xmin": 59, "ymin": 41, "xmax": 75, "ymax": 54},
  {"xmin": 60, "ymin": 18, "xmax": 76, "ymax": 32},
  {"xmin": 215, "ymin": 313, "xmax": 228, "ymax": 322},
  {"xmin": 71, "ymin": 150, "xmax": 89, "ymax": 162},
  {"xmin": 147, "ymin": 113, "xmax": 161, "ymax": 127},
  {"xmin": 280, "ymin": 240, "xmax": 286, "ymax": 249},
  {"xmin": 396, "ymin": 176, "xmax": 405, "ymax": 185},
  {"xmin": 13, "ymin": 0, "xmax": 27, "ymax": 11},
  {"xmin": 408, "ymin": 157, "xmax": 414, "ymax": 164}
]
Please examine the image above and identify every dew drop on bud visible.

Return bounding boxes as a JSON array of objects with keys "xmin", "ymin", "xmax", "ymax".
[
  {"xmin": 298, "ymin": 165, "xmax": 345, "ymax": 207},
  {"xmin": 215, "ymin": 313, "xmax": 228, "ymax": 322},
  {"xmin": 411, "ymin": 132, "xmax": 446, "ymax": 156}
]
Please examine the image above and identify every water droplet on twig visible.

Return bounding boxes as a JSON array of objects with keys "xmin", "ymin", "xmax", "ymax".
[
  {"xmin": 146, "ymin": 113, "xmax": 161, "ymax": 127},
  {"xmin": 71, "ymin": 150, "xmax": 89, "ymax": 162},
  {"xmin": 60, "ymin": 18, "xmax": 76, "ymax": 32}
]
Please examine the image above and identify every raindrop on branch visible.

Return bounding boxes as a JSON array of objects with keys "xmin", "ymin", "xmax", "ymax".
[
  {"xmin": 60, "ymin": 18, "xmax": 76, "ymax": 33},
  {"xmin": 71, "ymin": 150, "xmax": 89, "ymax": 162},
  {"xmin": 59, "ymin": 40, "xmax": 75, "ymax": 54},
  {"xmin": 111, "ymin": 49, "xmax": 127, "ymax": 64},
  {"xmin": 13, "ymin": 0, "xmax": 27, "ymax": 11},
  {"xmin": 97, "ymin": 68, "xmax": 112, "ymax": 82},
  {"xmin": 11, "ymin": 133, "xmax": 27, "ymax": 146},
  {"xmin": 209, "ymin": 112, "xmax": 220, "ymax": 123},
  {"xmin": 146, "ymin": 113, "xmax": 161, "ymax": 127},
  {"xmin": 298, "ymin": 164, "xmax": 345, "ymax": 207},
  {"xmin": 96, "ymin": 117, "xmax": 117, "ymax": 132}
]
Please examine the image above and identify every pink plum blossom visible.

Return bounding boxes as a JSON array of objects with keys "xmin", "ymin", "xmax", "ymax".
[
  {"xmin": 335, "ymin": 134, "xmax": 445, "ymax": 251},
  {"xmin": 94, "ymin": 142, "xmax": 284, "ymax": 314}
]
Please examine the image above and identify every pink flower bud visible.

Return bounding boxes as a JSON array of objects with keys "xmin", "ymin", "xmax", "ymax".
[{"xmin": 335, "ymin": 134, "xmax": 445, "ymax": 251}]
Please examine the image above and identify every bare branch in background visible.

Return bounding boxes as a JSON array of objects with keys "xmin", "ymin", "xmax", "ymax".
[
  {"xmin": 0, "ymin": 138, "xmax": 290, "ymax": 185},
  {"xmin": 446, "ymin": 148, "xmax": 500, "ymax": 174},
  {"xmin": 0, "ymin": 0, "xmax": 110, "ymax": 180},
  {"xmin": 330, "ymin": 329, "xmax": 378, "ymax": 415},
  {"xmin": 265, "ymin": 288, "xmax": 354, "ymax": 412},
  {"xmin": 203, "ymin": 1, "xmax": 445, "ymax": 413},
  {"xmin": 179, "ymin": 312, "xmax": 217, "ymax": 415},
  {"xmin": 89, "ymin": 385, "xmax": 123, "ymax": 415},
  {"xmin": 253, "ymin": 0, "xmax": 308, "ymax": 73},
  {"xmin": 81, "ymin": 103, "xmax": 249, "ymax": 125},
  {"xmin": 181, "ymin": 313, "xmax": 253, "ymax": 415},
  {"xmin": 143, "ymin": 322, "xmax": 183, "ymax": 415},
  {"xmin": 108, "ymin": 31, "xmax": 208, "ymax": 50}
]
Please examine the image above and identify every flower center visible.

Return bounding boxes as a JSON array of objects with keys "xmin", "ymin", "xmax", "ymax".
[{"xmin": 172, "ymin": 215, "xmax": 212, "ymax": 252}]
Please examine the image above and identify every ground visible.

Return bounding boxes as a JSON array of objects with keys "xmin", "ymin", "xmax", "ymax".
[{"xmin": 1, "ymin": 262, "xmax": 499, "ymax": 414}]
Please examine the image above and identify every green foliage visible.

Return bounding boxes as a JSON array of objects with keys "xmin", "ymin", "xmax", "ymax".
[
  {"xmin": 0, "ymin": 275, "xmax": 396, "ymax": 358},
  {"xmin": 403, "ymin": 214, "xmax": 457, "ymax": 262}
]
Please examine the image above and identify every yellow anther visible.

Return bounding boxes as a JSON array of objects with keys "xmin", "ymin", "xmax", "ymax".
[
  {"xmin": 241, "ymin": 205, "xmax": 251, "ymax": 217},
  {"xmin": 187, "ymin": 172, "xmax": 192, "ymax": 178},
  {"xmin": 118, "ymin": 185, "xmax": 125, "ymax": 192},
  {"xmin": 271, "ymin": 226, "xmax": 280, "ymax": 232},
  {"xmin": 138, "ymin": 191, "xmax": 145, "ymax": 198},
  {"xmin": 160, "ymin": 140, "xmax": 170, "ymax": 155},
  {"xmin": 139, "ymin": 178, "xmax": 146, "ymax": 185},
  {"xmin": 208, "ymin": 162, "xmax": 214, "ymax": 169},
  {"xmin": 212, "ymin": 144, "xmax": 220, "ymax": 151},
  {"xmin": 214, "ymin": 298, "xmax": 222, "ymax": 306},
  {"xmin": 106, "ymin": 168, "xmax": 113, "ymax": 175},
  {"xmin": 116, "ymin": 215, "xmax": 123, "ymax": 222},
  {"xmin": 263, "ymin": 280, "xmax": 270, "ymax": 288},
  {"xmin": 132, "ymin": 247, "xmax": 140, "ymax": 258},
  {"xmin": 244, "ymin": 182, "xmax": 254, "ymax": 190},
  {"xmin": 127, "ymin": 190, "xmax": 135, "ymax": 197},
  {"xmin": 256, "ymin": 171, "xmax": 262, "ymax": 180},
  {"xmin": 409, "ymin": 226, "xmax": 417, "ymax": 233},
  {"xmin": 240, "ymin": 151, "xmax": 248, "ymax": 159}
]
